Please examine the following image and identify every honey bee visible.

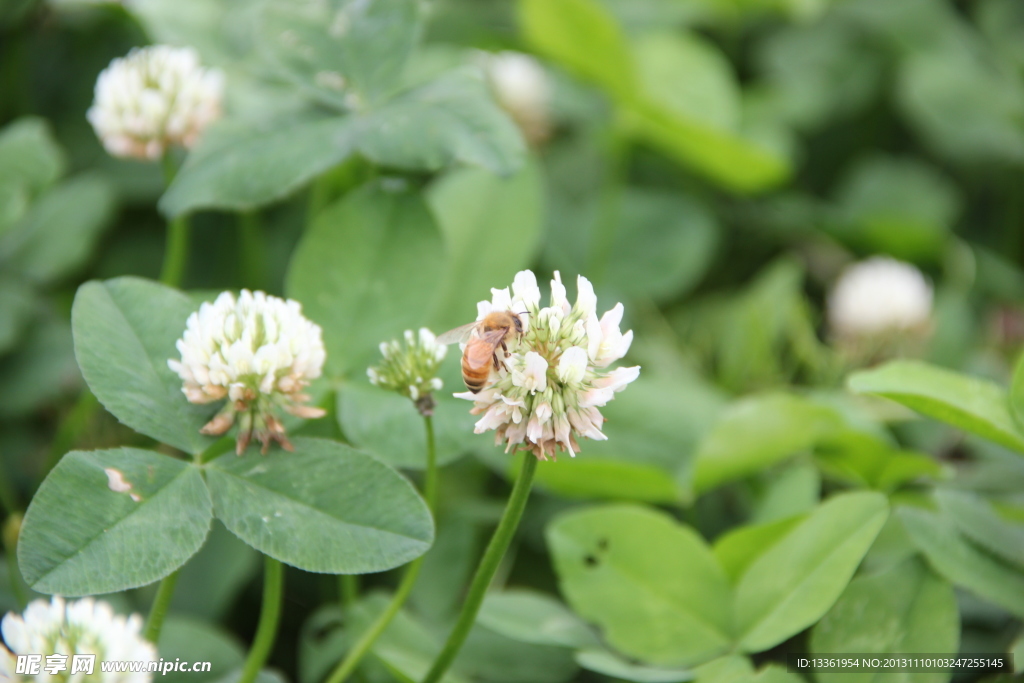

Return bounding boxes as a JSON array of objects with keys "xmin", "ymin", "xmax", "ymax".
[{"xmin": 437, "ymin": 311, "xmax": 524, "ymax": 392}]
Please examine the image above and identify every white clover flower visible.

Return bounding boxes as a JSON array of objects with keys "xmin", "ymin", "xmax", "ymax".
[
  {"xmin": 168, "ymin": 290, "xmax": 326, "ymax": 454},
  {"xmin": 0, "ymin": 596, "xmax": 156, "ymax": 683},
  {"xmin": 87, "ymin": 45, "xmax": 224, "ymax": 161},
  {"xmin": 484, "ymin": 51, "xmax": 553, "ymax": 147},
  {"xmin": 368, "ymin": 328, "xmax": 447, "ymax": 415},
  {"xmin": 828, "ymin": 257, "xmax": 934, "ymax": 340},
  {"xmin": 455, "ymin": 270, "xmax": 639, "ymax": 461}
]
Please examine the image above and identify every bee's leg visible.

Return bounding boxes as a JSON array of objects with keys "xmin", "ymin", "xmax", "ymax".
[
  {"xmin": 492, "ymin": 353, "xmax": 501, "ymax": 370},
  {"xmin": 500, "ymin": 340, "xmax": 510, "ymax": 357}
]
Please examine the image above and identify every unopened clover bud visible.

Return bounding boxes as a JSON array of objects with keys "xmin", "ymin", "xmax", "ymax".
[
  {"xmin": 828, "ymin": 257, "xmax": 933, "ymax": 359},
  {"xmin": 484, "ymin": 51, "xmax": 553, "ymax": 147},
  {"xmin": 368, "ymin": 328, "xmax": 447, "ymax": 416},
  {"xmin": 168, "ymin": 290, "xmax": 327, "ymax": 455}
]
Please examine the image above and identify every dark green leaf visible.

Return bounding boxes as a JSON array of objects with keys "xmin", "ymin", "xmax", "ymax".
[
  {"xmin": 478, "ymin": 589, "xmax": 601, "ymax": 649},
  {"xmin": 935, "ymin": 490, "xmax": 1024, "ymax": 569},
  {"xmin": 337, "ymin": 383, "xmax": 476, "ymax": 469},
  {"xmin": 811, "ymin": 558, "xmax": 958, "ymax": 683},
  {"xmin": 159, "ymin": 117, "xmax": 355, "ymax": 216},
  {"xmin": 72, "ymin": 277, "xmax": 216, "ymax": 454},
  {"xmin": 205, "ymin": 437, "xmax": 433, "ymax": 573},
  {"xmin": 604, "ymin": 189, "xmax": 719, "ymax": 302},
  {"xmin": 354, "ymin": 69, "xmax": 525, "ymax": 176},
  {"xmin": 2, "ymin": 174, "xmax": 115, "ymax": 285},
  {"xmin": 0, "ymin": 117, "xmax": 65, "ymax": 194},
  {"xmin": 286, "ymin": 181, "xmax": 446, "ymax": 377},
  {"xmin": 0, "ymin": 275, "xmax": 35, "ymax": 355},
  {"xmin": 831, "ymin": 156, "xmax": 960, "ymax": 260},
  {"xmin": 159, "ymin": 616, "xmax": 245, "ymax": 683},
  {"xmin": 426, "ymin": 161, "xmax": 543, "ymax": 330},
  {"xmin": 575, "ymin": 650, "xmax": 693, "ymax": 683},
  {"xmin": 170, "ymin": 520, "xmax": 260, "ymax": 620},
  {"xmin": 0, "ymin": 313, "xmax": 78, "ymax": 418},
  {"xmin": 258, "ymin": 0, "xmax": 421, "ymax": 108},
  {"xmin": 18, "ymin": 448, "xmax": 212, "ymax": 595},
  {"xmin": 899, "ymin": 507, "xmax": 1024, "ymax": 619}
]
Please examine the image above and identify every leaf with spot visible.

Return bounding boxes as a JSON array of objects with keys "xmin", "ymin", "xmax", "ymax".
[
  {"xmin": 547, "ymin": 504, "xmax": 732, "ymax": 666},
  {"xmin": 257, "ymin": 0, "xmax": 421, "ymax": 109},
  {"xmin": 205, "ymin": 437, "xmax": 433, "ymax": 573},
  {"xmin": 72, "ymin": 277, "xmax": 216, "ymax": 455},
  {"xmin": 18, "ymin": 448, "xmax": 212, "ymax": 596}
]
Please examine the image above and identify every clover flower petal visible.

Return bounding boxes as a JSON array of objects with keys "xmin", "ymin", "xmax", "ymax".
[
  {"xmin": 88, "ymin": 45, "xmax": 223, "ymax": 161},
  {"xmin": 1, "ymin": 597, "xmax": 156, "ymax": 683},
  {"xmin": 168, "ymin": 290, "xmax": 326, "ymax": 454},
  {"xmin": 456, "ymin": 270, "xmax": 639, "ymax": 460}
]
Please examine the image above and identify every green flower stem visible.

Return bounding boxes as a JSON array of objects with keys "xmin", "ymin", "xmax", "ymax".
[
  {"xmin": 421, "ymin": 453, "xmax": 538, "ymax": 683},
  {"xmin": 339, "ymin": 574, "xmax": 359, "ymax": 608},
  {"xmin": 239, "ymin": 211, "xmax": 266, "ymax": 291},
  {"xmin": 143, "ymin": 569, "xmax": 180, "ymax": 644},
  {"xmin": 325, "ymin": 414, "xmax": 439, "ymax": 683},
  {"xmin": 588, "ymin": 128, "xmax": 630, "ymax": 283},
  {"xmin": 160, "ymin": 214, "xmax": 190, "ymax": 288},
  {"xmin": 239, "ymin": 556, "xmax": 285, "ymax": 683},
  {"xmin": 159, "ymin": 152, "xmax": 190, "ymax": 288}
]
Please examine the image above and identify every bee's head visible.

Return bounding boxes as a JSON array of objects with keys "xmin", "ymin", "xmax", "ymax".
[{"xmin": 511, "ymin": 312, "xmax": 524, "ymax": 334}]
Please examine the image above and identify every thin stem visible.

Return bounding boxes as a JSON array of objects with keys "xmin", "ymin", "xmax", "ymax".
[
  {"xmin": 238, "ymin": 211, "xmax": 266, "ymax": 291},
  {"xmin": 143, "ymin": 570, "xmax": 180, "ymax": 644},
  {"xmin": 339, "ymin": 574, "xmax": 358, "ymax": 608},
  {"xmin": 420, "ymin": 453, "xmax": 538, "ymax": 683},
  {"xmin": 160, "ymin": 215, "xmax": 190, "ymax": 288},
  {"xmin": 239, "ymin": 557, "xmax": 285, "ymax": 683},
  {"xmin": 587, "ymin": 128, "xmax": 630, "ymax": 284},
  {"xmin": 324, "ymin": 415, "xmax": 439, "ymax": 683},
  {"xmin": 159, "ymin": 152, "xmax": 190, "ymax": 288}
]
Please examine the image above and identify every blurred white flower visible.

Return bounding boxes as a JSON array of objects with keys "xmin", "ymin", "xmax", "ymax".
[
  {"xmin": 87, "ymin": 45, "xmax": 224, "ymax": 161},
  {"xmin": 484, "ymin": 51, "xmax": 552, "ymax": 147},
  {"xmin": 368, "ymin": 328, "xmax": 447, "ymax": 415},
  {"xmin": 828, "ymin": 257, "xmax": 934, "ymax": 340},
  {"xmin": 0, "ymin": 596, "xmax": 156, "ymax": 683},
  {"xmin": 455, "ymin": 270, "xmax": 640, "ymax": 461},
  {"xmin": 168, "ymin": 290, "xmax": 326, "ymax": 454}
]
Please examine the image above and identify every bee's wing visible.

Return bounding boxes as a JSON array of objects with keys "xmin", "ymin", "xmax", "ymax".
[{"xmin": 436, "ymin": 322, "xmax": 478, "ymax": 345}]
